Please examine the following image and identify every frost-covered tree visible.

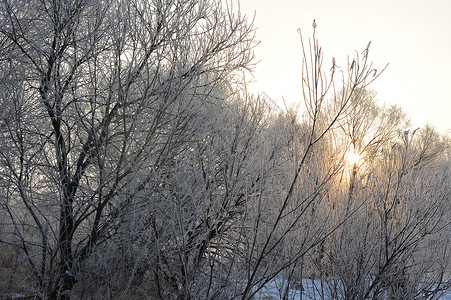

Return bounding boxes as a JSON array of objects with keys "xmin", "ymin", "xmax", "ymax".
[
  {"xmin": 234, "ymin": 26, "xmax": 389, "ymax": 300},
  {"xmin": 0, "ymin": 0, "xmax": 255, "ymax": 298},
  {"xmin": 313, "ymin": 118, "xmax": 451, "ymax": 299}
]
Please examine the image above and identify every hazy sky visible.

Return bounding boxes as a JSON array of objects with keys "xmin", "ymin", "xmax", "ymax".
[{"xmin": 238, "ymin": 0, "xmax": 451, "ymax": 133}]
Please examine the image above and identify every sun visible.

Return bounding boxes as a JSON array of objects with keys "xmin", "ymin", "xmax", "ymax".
[{"xmin": 347, "ymin": 148, "xmax": 361, "ymax": 166}]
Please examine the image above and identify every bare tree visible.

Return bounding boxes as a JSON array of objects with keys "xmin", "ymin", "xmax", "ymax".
[
  {"xmin": 234, "ymin": 25, "xmax": 388, "ymax": 300},
  {"xmin": 0, "ymin": 0, "xmax": 256, "ymax": 298},
  {"xmin": 313, "ymin": 123, "xmax": 451, "ymax": 299}
]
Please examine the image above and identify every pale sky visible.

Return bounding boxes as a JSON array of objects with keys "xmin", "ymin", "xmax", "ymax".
[{"xmin": 239, "ymin": 0, "xmax": 451, "ymax": 134}]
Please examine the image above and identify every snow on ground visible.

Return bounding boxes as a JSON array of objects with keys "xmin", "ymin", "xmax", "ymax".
[
  {"xmin": 257, "ymin": 277, "xmax": 325, "ymax": 300},
  {"xmin": 257, "ymin": 276, "xmax": 451, "ymax": 300}
]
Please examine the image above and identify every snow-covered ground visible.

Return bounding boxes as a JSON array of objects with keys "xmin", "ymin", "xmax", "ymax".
[
  {"xmin": 257, "ymin": 277, "xmax": 326, "ymax": 300},
  {"xmin": 257, "ymin": 276, "xmax": 451, "ymax": 300}
]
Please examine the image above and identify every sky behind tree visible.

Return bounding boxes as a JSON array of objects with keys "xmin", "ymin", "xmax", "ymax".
[{"xmin": 239, "ymin": 0, "xmax": 451, "ymax": 133}]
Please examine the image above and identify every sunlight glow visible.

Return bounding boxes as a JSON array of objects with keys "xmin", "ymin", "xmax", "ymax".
[{"xmin": 347, "ymin": 149, "xmax": 361, "ymax": 166}]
